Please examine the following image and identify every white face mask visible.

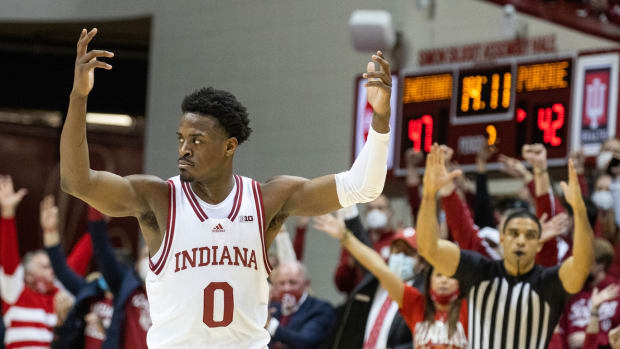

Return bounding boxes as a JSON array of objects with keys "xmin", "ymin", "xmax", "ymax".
[
  {"xmin": 592, "ymin": 190, "xmax": 614, "ymax": 210},
  {"xmin": 136, "ymin": 257, "xmax": 148, "ymax": 282},
  {"xmin": 598, "ymin": 151, "xmax": 613, "ymax": 171},
  {"xmin": 388, "ymin": 253, "xmax": 417, "ymax": 281},
  {"xmin": 366, "ymin": 209, "xmax": 388, "ymax": 229}
]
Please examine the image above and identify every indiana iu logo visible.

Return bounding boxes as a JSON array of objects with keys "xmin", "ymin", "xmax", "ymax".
[
  {"xmin": 586, "ymin": 78, "xmax": 607, "ymax": 129},
  {"xmin": 212, "ymin": 223, "xmax": 225, "ymax": 233}
]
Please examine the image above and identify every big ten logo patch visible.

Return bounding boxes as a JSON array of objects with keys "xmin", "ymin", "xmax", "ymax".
[{"xmin": 239, "ymin": 215, "xmax": 254, "ymax": 222}]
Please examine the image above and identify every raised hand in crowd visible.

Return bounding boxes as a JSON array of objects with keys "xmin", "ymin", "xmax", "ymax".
[
  {"xmin": 476, "ymin": 143, "xmax": 497, "ymax": 173},
  {"xmin": 405, "ymin": 148, "xmax": 424, "ymax": 187},
  {"xmin": 54, "ymin": 289, "xmax": 75, "ymax": 326},
  {"xmin": 581, "ymin": 283, "xmax": 620, "ymax": 348},
  {"xmin": 592, "ymin": 283, "xmax": 620, "ymax": 314},
  {"xmin": 295, "ymin": 216, "xmax": 310, "ymax": 230},
  {"xmin": 498, "ymin": 154, "xmax": 533, "ymax": 183},
  {"xmin": 522, "ymin": 143, "xmax": 548, "ymax": 172},
  {"xmin": 610, "ymin": 323, "xmax": 620, "ymax": 349},
  {"xmin": 523, "ymin": 143, "xmax": 552, "ymax": 197},
  {"xmin": 40, "ymin": 195, "xmax": 61, "ymax": 247},
  {"xmin": 313, "ymin": 213, "xmax": 347, "ymax": 241},
  {"xmin": 539, "ymin": 212, "xmax": 571, "ymax": 244},
  {"xmin": 570, "ymin": 149, "xmax": 586, "ymax": 175},
  {"xmin": 0, "ymin": 175, "xmax": 28, "ymax": 218}
]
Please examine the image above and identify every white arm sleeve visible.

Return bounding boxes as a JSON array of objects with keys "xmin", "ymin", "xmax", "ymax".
[{"xmin": 335, "ymin": 127, "xmax": 389, "ymax": 207}]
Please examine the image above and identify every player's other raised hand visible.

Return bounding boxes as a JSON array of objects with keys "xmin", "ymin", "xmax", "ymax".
[
  {"xmin": 363, "ymin": 51, "xmax": 392, "ymax": 119},
  {"xmin": 72, "ymin": 28, "xmax": 114, "ymax": 97},
  {"xmin": 422, "ymin": 144, "xmax": 462, "ymax": 197}
]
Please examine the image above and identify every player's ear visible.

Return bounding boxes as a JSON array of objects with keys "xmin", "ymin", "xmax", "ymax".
[{"xmin": 225, "ymin": 137, "xmax": 238, "ymax": 157}]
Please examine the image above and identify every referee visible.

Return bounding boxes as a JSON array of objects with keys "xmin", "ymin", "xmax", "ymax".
[{"xmin": 416, "ymin": 144, "xmax": 593, "ymax": 349}]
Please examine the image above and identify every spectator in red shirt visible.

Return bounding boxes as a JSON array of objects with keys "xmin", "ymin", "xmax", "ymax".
[
  {"xmin": 580, "ymin": 282, "xmax": 620, "ymax": 349},
  {"xmin": 315, "ymin": 213, "xmax": 468, "ymax": 348},
  {"xmin": 559, "ymin": 238, "xmax": 620, "ymax": 349},
  {"xmin": 0, "ymin": 175, "xmax": 61, "ymax": 349}
]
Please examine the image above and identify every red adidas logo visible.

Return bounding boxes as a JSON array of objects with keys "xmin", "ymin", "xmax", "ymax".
[{"xmin": 212, "ymin": 223, "xmax": 225, "ymax": 233}]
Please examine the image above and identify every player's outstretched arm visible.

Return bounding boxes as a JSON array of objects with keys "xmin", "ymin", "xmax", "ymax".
[
  {"xmin": 270, "ymin": 51, "xmax": 392, "ymax": 219},
  {"xmin": 559, "ymin": 159, "xmax": 594, "ymax": 294},
  {"xmin": 60, "ymin": 29, "xmax": 163, "ymax": 218},
  {"xmin": 416, "ymin": 144, "xmax": 462, "ymax": 277}
]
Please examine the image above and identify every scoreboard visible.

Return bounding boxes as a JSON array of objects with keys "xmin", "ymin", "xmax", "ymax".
[
  {"xmin": 352, "ymin": 51, "xmax": 619, "ymax": 174},
  {"xmin": 397, "ymin": 57, "xmax": 573, "ymax": 172}
]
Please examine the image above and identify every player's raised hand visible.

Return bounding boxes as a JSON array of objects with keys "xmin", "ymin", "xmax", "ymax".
[
  {"xmin": 72, "ymin": 28, "xmax": 114, "ymax": 97},
  {"xmin": 0, "ymin": 175, "xmax": 28, "ymax": 218},
  {"xmin": 422, "ymin": 144, "xmax": 462, "ymax": 197},
  {"xmin": 363, "ymin": 51, "xmax": 392, "ymax": 118},
  {"xmin": 560, "ymin": 159, "xmax": 585, "ymax": 211}
]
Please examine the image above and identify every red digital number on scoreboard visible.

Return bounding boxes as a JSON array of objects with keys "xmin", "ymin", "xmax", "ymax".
[
  {"xmin": 408, "ymin": 115, "xmax": 434, "ymax": 152},
  {"xmin": 537, "ymin": 103, "xmax": 565, "ymax": 146}
]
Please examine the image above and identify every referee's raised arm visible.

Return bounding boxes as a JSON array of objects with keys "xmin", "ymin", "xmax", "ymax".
[
  {"xmin": 558, "ymin": 159, "xmax": 595, "ymax": 294},
  {"xmin": 415, "ymin": 144, "xmax": 462, "ymax": 277}
]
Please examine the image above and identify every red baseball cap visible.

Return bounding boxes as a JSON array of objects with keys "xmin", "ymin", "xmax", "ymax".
[{"xmin": 391, "ymin": 227, "xmax": 417, "ymax": 251}]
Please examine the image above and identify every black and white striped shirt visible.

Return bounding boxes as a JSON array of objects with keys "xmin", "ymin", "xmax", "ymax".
[{"xmin": 453, "ymin": 250, "xmax": 570, "ymax": 349}]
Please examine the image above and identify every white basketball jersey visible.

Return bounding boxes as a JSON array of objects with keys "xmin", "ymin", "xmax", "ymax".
[{"xmin": 146, "ymin": 175, "xmax": 272, "ymax": 349}]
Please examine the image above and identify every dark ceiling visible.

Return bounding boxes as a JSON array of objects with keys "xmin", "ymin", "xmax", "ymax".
[{"xmin": 0, "ymin": 17, "xmax": 151, "ymax": 116}]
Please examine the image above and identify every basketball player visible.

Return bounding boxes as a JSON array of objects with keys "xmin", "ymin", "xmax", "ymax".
[
  {"xmin": 415, "ymin": 144, "xmax": 594, "ymax": 349},
  {"xmin": 60, "ymin": 28, "xmax": 392, "ymax": 348}
]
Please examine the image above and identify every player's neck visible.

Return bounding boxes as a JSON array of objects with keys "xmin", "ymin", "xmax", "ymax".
[{"xmin": 191, "ymin": 172, "xmax": 235, "ymax": 205}]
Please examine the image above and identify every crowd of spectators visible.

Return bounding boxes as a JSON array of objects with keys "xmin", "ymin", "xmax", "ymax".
[{"xmin": 3, "ymin": 137, "xmax": 620, "ymax": 348}]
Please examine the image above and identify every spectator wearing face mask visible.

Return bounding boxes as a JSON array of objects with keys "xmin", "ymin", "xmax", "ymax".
[
  {"xmin": 87, "ymin": 209, "xmax": 151, "ymax": 349},
  {"xmin": 591, "ymin": 174, "xmax": 620, "ymax": 281},
  {"xmin": 316, "ymin": 213, "xmax": 467, "ymax": 348},
  {"xmin": 334, "ymin": 195, "xmax": 397, "ymax": 295},
  {"xmin": 317, "ymin": 215, "xmax": 427, "ymax": 349},
  {"xmin": 557, "ymin": 238, "xmax": 620, "ymax": 349},
  {"xmin": 267, "ymin": 261, "xmax": 334, "ymax": 349}
]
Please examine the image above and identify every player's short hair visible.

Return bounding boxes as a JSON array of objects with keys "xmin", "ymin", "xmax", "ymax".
[
  {"xmin": 501, "ymin": 209, "xmax": 541, "ymax": 237},
  {"xmin": 181, "ymin": 87, "xmax": 252, "ymax": 144}
]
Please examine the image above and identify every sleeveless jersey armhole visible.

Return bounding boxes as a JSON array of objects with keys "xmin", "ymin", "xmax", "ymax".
[
  {"xmin": 251, "ymin": 180, "xmax": 273, "ymax": 275},
  {"xmin": 149, "ymin": 180, "xmax": 177, "ymax": 275}
]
